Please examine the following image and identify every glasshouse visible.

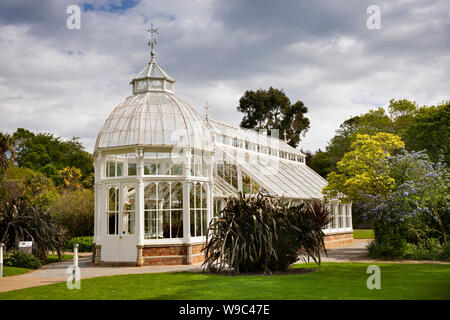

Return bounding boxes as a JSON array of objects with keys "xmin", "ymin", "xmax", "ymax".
[{"xmin": 93, "ymin": 38, "xmax": 353, "ymax": 266}]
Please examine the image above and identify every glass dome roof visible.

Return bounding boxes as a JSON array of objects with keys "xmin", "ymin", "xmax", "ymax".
[{"xmin": 95, "ymin": 59, "xmax": 212, "ymax": 152}]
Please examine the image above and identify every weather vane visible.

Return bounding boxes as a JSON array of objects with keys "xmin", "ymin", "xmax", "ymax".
[{"xmin": 148, "ymin": 22, "xmax": 159, "ymax": 59}]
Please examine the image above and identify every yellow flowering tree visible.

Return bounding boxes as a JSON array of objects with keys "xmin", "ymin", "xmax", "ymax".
[
  {"xmin": 59, "ymin": 166, "xmax": 82, "ymax": 190},
  {"xmin": 323, "ymin": 132, "xmax": 405, "ymax": 203}
]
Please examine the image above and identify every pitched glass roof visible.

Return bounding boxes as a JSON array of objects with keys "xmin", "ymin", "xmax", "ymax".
[
  {"xmin": 217, "ymin": 144, "xmax": 327, "ymax": 200},
  {"xmin": 206, "ymin": 118, "xmax": 306, "ymax": 160}
]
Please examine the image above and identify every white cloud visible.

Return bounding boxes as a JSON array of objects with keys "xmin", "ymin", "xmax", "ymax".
[{"xmin": 0, "ymin": 0, "xmax": 448, "ymax": 154}]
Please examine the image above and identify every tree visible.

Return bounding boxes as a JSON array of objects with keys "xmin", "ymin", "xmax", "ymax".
[
  {"xmin": 388, "ymin": 98, "xmax": 418, "ymax": 137},
  {"xmin": 237, "ymin": 87, "xmax": 310, "ymax": 148},
  {"xmin": 310, "ymin": 99, "xmax": 421, "ymax": 178},
  {"xmin": 403, "ymin": 100, "xmax": 449, "ymax": 165},
  {"xmin": 309, "ymin": 149, "xmax": 334, "ymax": 178},
  {"xmin": 323, "ymin": 132, "xmax": 405, "ymax": 203},
  {"xmin": 0, "ymin": 132, "xmax": 15, "ymax": 177},
  {"xmin": 12, "ymin": 128, "xmax": 94, "ymax": 183},
  {"xmin": 59, "ymin": 166, "xmax": 82, "ymax": 191}
]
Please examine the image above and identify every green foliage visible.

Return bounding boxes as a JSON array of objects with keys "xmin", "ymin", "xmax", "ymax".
[
  {"xmin": 3, "ymin": 250, "xmax": 41, "ymax": 269},
  {"xmin": 364, "ymin": 151, "xmax": 449, "ymax": 260},
  {"xmin": 237, "ymin": 87, "xmax": 310, "ymax": 148},
  {"xmin": 203, "ymin": 193, "xmax": 330, "ymax": 274},
  {"xmin": 309, "ymin": 149, "xmax": 333, "ymax": 178},
  {"xmin": 0, "ymin": 196, "xmax": 66, "ymax": 262},
  {"xmin": 368, "ymin": 238, "xmax": 446, "ymax": 260},
  {"xmin": 442, "ymin": 243, "xmax": 450, "ymax": 261},
  {"xmin": 309, "ymin": 98, "xmax": 430, "ymax": 178},
  {"xmin": 3, "ymin": 166, "xmax": 57, "ymax": 210},
  {"xmin": 0, "ymin": 132, "xmax": 15, "ymax": 176},
  {"xmin": 403, "ymin": 100, "xmax": 449, "ymax": 165},
  {"xmin": 48, "ymin": 189, "xmax": 94, "ymax": 238},
  {"xmin": 12, "ymin": 128, "xmax": 93, "ymax": 184},
  {"xmin": 323, "ymin": 132, "xmax": 405, "ymax": 203},
  {"xmin": 66, "ymin": 236, "xmax": 93, "ymax": 252}
]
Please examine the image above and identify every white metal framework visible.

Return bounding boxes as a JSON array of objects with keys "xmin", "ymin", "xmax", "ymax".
[{"xmin": 93, "ymin": 47, "xmax": 352, "ymax": 264}]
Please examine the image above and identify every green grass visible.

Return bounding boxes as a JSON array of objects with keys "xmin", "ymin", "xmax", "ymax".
[
  {"xmin": 46, "ymin": 254, "xmax": 73, "ymax": 264},
  {"xmin": 2, "ymin": 266, "xmax": 31, "ymax": 277},
  {"xmin": 353, "ymin": 229, "xmax": 375, "ymax": 239},
  {"xmin": 0, "ymin": 262, "xmax": 449, "ymax": 300}
]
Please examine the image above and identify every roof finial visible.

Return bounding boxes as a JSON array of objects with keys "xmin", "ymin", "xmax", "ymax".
[
  {"xmin": 147, "ymin": 22, "xmax": 159, "ymax": 60},
  {"xmin": 205, "ymin": 102, "xmax": 210, "ymax": 120},
  {"xmin": 283, "ymin": 130, "xmax": 287, "ymax": 142}
]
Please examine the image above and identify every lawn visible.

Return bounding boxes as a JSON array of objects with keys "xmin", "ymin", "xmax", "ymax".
[
  {"xmin": 0, "ymin": 262, "xmax": 449, "ymax": 300},
  {"xmin": 353, "ymin": 229, "xmax": 375, "ymax": 239},
  {"xmin": 2, "ymin": 266, "xmax": 31, "ymax": 277},
  {"xmin": 46, "ymin": 254, "xmax": 73, "ymax": 264}
]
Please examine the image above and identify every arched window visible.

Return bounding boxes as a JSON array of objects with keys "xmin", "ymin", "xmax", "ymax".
[{"xmin": 122, "ymin": 185, "xmax": 135, "ymax": 234}]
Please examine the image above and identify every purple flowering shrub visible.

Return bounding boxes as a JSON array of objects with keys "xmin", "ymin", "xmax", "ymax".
[{"xmin": 361, "ymin": 151, "xmax": 449, "ymax": 259}]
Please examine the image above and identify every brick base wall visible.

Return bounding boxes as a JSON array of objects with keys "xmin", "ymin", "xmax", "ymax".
[
  {"xmin": 324, "ymin": 232, "xmax": 353, "ymax": 248},
  {"xmin": 133, "ymin": 232, "xmax": 353, "ymax": 266},
  {"xmin": 140, "ymin": 243, "xmax": 205, "ymax": 266}
]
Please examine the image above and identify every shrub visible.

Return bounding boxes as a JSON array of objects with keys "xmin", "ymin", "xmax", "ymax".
[
  {"xmin": 4, "ymin": 250, "xmax": 41, "ymax": 269},
  {"xmin": 66, "ymin": 236, "xmax": 93, "ymax": 252},
  {"xmin": 363, "ymin": 151, "xmax": 449, "ymax": 259},
  {"xmin": 203, "ymin": 193, "xmax": 331, "ymax": 274},
  {"xmin": 48, "ymin": 189, "xmax": 94, "ymax": 238},
  {"xmin": 442, "ymin": 243, "xmax": 450, "ymax": 261},
  {"xmin": 0, "ymin": 196, "xmax": 66, "ymax": 262}
]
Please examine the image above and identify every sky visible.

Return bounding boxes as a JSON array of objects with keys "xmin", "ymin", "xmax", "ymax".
[{"xmin": 0, "ymin": 0, "xmax": 449, "ymax": 153}]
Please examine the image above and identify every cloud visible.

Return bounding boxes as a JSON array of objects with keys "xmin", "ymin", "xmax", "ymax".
[{"xmin": 0, "ymin": 0, "xmax": 448, "ymax": 153}]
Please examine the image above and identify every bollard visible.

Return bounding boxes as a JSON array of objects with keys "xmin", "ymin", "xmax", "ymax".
[
  {"xmin": 0, "ymin": 243, "xmax": 4, "ymax": 278},
  {"xmin": 73, "ymin": 243, "xmax": 78, "ymax": 268}
]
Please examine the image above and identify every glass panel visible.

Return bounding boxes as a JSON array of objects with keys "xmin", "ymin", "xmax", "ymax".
[
  {"xmin": 202, "ymin": 183, "xmax": 208, "ymax": 209},
  {"xmin": 171, "ymin": 210, "xmax": 183, "ymax": 238},
  {"xmin": 108, "ymin": 187, "xmax": 117, "ymax": 211},
  {"xmin": 171, "ymin": 183, "xmax": 183, "ymax": 209},
  {"xmin": 108, "ymin": 212, "xmax": 117, "ymax": 235},
  {"xmin": 158, "ymin": 183, "xmax": 170, "ymax": 210},
  {"xmin": 190, "ymin": 210, "xmax": 195, "ymax": 237},
  {"xmin": 196, "ymin": 210, "xmax": 202, "ymax": 237},
  {"xmin": 163, "ymin": 211, "xmax": 170, "ymax": 238},
  {"xmin": 159, "ymin": 152, "xmax": 170, "ymax": 175},
  {"xmin": 128, "ymin": 163, "xmax": 137, "ymax": 176},
  {"xmin": 202, "ymin": 210, "xmax": 207, "ymax": 236},
  {"xmin": 116, "ymin": 162, "xmax": 123, "ymax": 177},
  {"xmin": 123, "ymin": 186, "xmax": 135, "ymax": 234},
  {"xmin": 144, "ymin": 184, "xmax": 157, "ymax": 210},
  {"xmin": 107, "ymin": 161, "xmax": 115, "ymax": 177}
]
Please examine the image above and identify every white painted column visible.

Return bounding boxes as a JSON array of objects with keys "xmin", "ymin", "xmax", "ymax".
[
  {"xmin": 136, "ymin": 148, "xmax": 145, "ymax": 244},
  {"xmin": 334, "ymin": 201, "xmax": 339, "ymax": 231},
  {"xmin": 349, "ymin": 203, "xmax": 353, "ymax": 230},
  {"xmin": 0, "ymin": 243, "xmax": 4, "ymax": 278},
  {"xmin": 183, "ymin": 149, "xmax": 192, "ymax": 243}
]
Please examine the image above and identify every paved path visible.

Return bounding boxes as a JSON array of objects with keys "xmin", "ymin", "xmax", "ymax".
[
  {"xmin": 0, "ymin": 256, "xmax": 202, "ymax": 293},
  {"xmin": 298, "ymin": 239, "xmax": 450, "ymax": 265}
]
